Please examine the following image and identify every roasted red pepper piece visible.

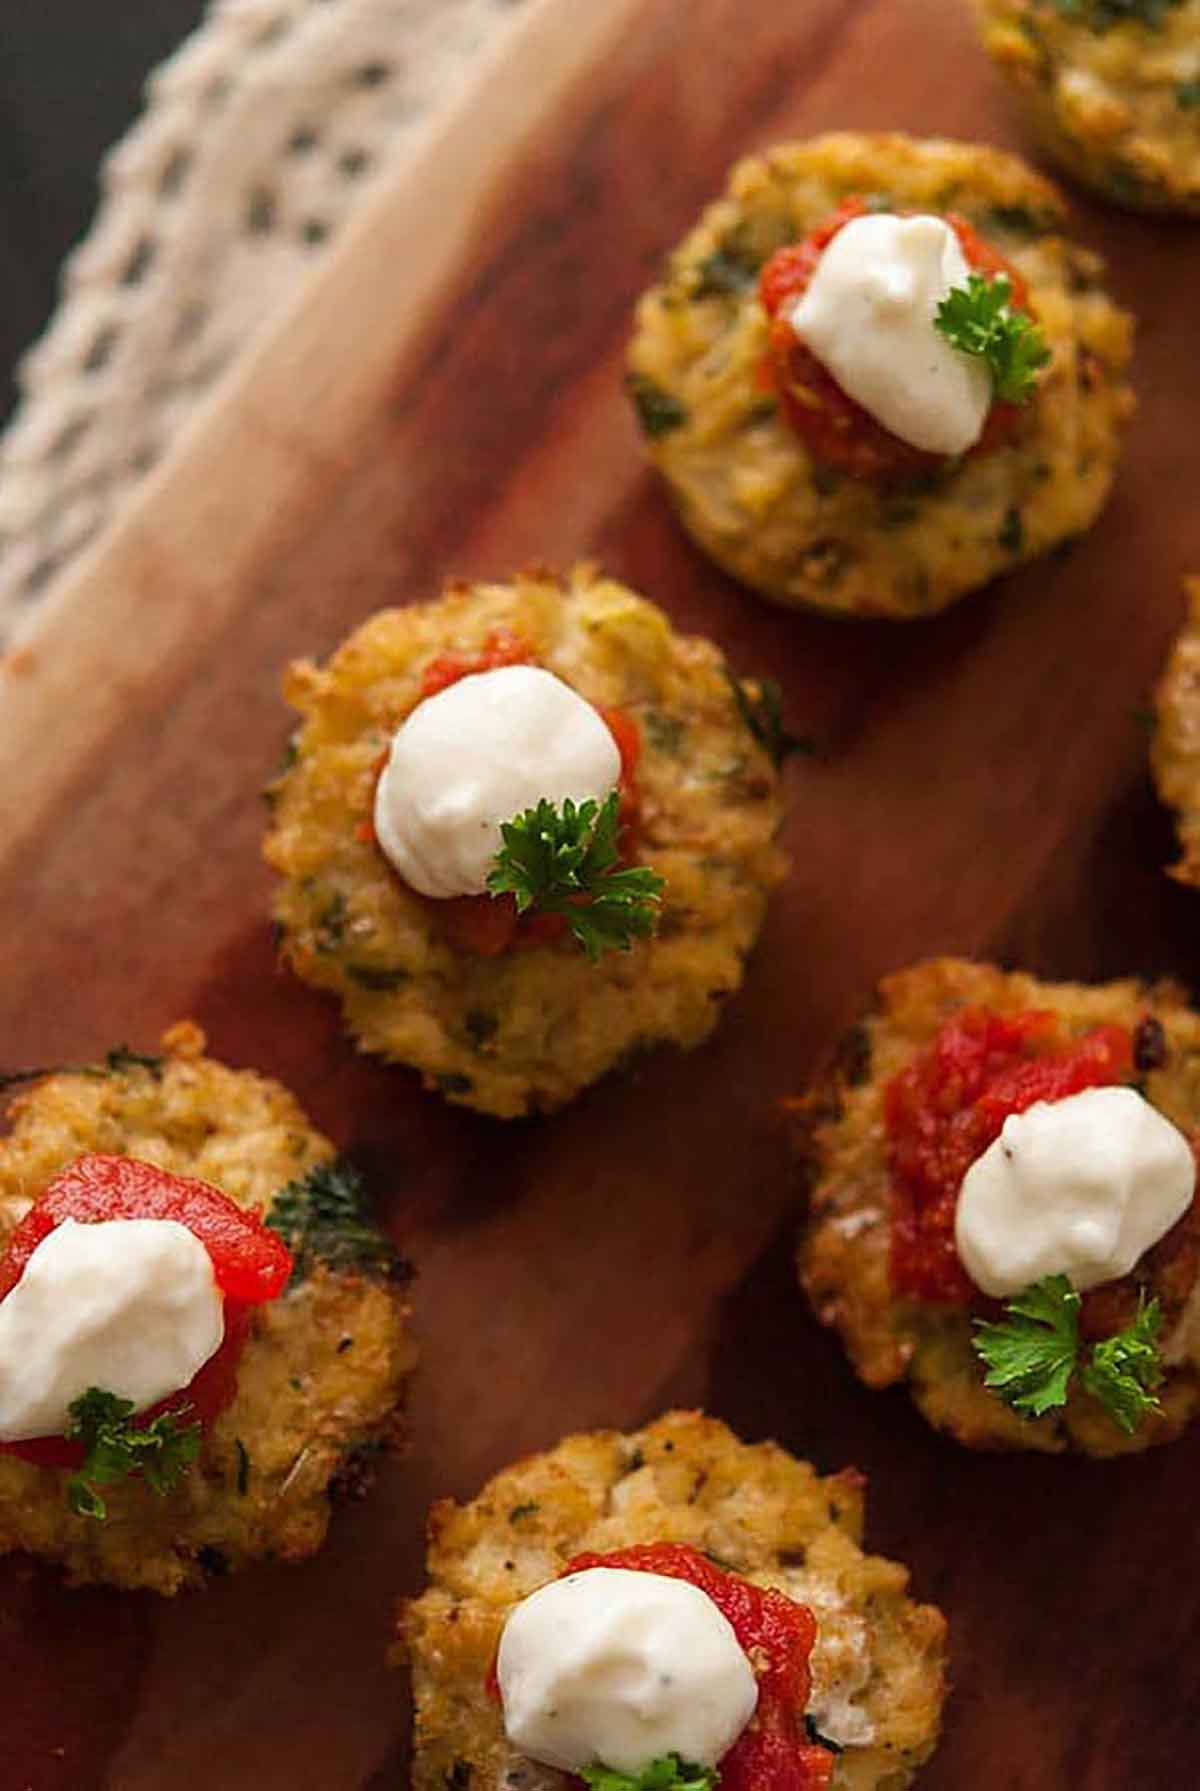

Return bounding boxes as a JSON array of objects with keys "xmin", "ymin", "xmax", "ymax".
[{"xmin": 0, "ymin": 1153, "xmax": 292, "ymax": 1466}]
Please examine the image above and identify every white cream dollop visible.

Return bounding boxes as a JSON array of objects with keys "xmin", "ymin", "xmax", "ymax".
[
  {"xmin": 0, "ymin": 1218, "xmax": 225, "ymax": 1441},
  {"xmin": 497, "ymin": 1567, "xmax": 759, "ymax": 1775},
  {"xmin": 788, "ymin": 212, "xmax": 992, "ymax": 456},
  {"xmin": 374, "ymin": 663, "xmax": 621, "ymax": 899},
  {"xmin": 955, "ymin": 1086, "xmax": 1196, "ymax": 1299}
]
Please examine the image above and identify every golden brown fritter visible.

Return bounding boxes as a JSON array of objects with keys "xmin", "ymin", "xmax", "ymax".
[
  {"xmin": 1152, "ymin": 578, "xmax": 1200, "ymax": 886},
  {"xmin": 972, "ymin": 0, "xmax": 1200, "ymax": 214},
  {"xmin": 0, "ymin": 1022, "xmax": 416, "ymax": 1593},
  {"xmin": 263, "ymin": 564, "xmax": 789, "ymax": 1118},
  {"xmin": 628, "ymin": 133, "xmax": 1134, "ymax": 618},
  {"xmin": 398, "ymin": 1410, "xmax": 947, "ymax": 1791},
  {"xmin": 797, "ymin": 958, "xmax": 1200, "ymax": 1456}
]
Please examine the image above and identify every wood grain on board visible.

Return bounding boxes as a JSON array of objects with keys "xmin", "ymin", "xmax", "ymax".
[{"xmin": 3, "ymin": 0, "xmax": 1200, "ymax": 1786}]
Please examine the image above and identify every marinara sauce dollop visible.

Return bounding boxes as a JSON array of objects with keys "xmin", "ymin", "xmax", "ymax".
[
  {"xmin": 0, "ymin": 1153, "xmax": 293, "ymax": 1468},
  {"xmin": 377, "ymin": 628, "xmax": 645, "ymax": 958},
  {"xmin": 558, "ymin": 1542, "xmax": 836, "ymax": 1791},
  {"xmin": 884, "ymin": 1008, "xmax": 1135, "ymax": 1305},
  {"xmin": 759, "ymin": 197, "xmax": 1034, "ymax": 484}
]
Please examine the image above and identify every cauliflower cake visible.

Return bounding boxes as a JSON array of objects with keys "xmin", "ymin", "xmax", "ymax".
[
  {"xmin": 627, "ymin": 132, "xmax": 1134, "ymax": 618},
  {"xmin": 797, "ymin": 959, "xmax": 1200, "ymax": 1456},
  {"xmin": 398, "ymin": 1410, "xmax": 947, "ymax": 1791},
  {"xmin": 264, "ymin": 564, "xmax": 789, "ymax": 1118},
  {"xmin": 0, "ymin": 1023, "xmax": 416, "ymax": 1593},
  {"xmin": 1152, "ymin": 578, "xmax": 1200, "ymax": 885},
  {"xmin": 972, "ymin": 0, "xmax": 1200, "ymax": 214}
]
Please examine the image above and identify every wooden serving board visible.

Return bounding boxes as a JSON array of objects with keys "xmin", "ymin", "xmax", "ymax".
[{"xmin": 3, "ymin": 0, "xmax": 1199, "ymax": 1784}]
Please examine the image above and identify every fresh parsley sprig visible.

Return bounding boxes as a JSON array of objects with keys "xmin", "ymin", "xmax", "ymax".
[
  {"xmin": 934, "ymin": 273, "xmax": 1050, "ymax": 404},
  {"xmin": 267, "ymin": 1157, "xmax": 397, "ymax": 1284},
  {"xmin": 1080, "ymin": 1295, "xmax": 1165, "ymax": 1432},
  {"xmin": 487, "ymin": 791, "xmax": 665, "ymax": 963},
  {"xmin": 972, "ymin": 1275, "xmax": 1165, "ymax": 1434},
  {"xmin": 65, "ymin": 1387, "xmax": 202, "ymax": 1520},
  {"xmin": 581, "ymin": 1757, "xmax": 717, "ymax": 1791},
  {"xmin": 627, "ymin": 374, "xmax": 688, "ymax": 438}
]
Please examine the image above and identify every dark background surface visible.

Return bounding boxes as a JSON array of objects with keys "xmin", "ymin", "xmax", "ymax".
[{"xmin": 0, "ymin": 2, "xmax": 205, "ymax": 424}]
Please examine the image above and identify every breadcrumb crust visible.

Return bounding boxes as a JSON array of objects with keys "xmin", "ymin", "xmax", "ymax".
[
  {"xmin": 1152, "ymin": 579, "xmax": 1200, "ymax": 887},
  {"xmin": 797, "ymin": 958, "xmax": 1200, "ymax": 1456}
]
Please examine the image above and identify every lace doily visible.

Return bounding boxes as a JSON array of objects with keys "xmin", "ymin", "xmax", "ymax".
[{"xmin": 0, "ymin": 0, "xmax": 530, "ymax": 647}]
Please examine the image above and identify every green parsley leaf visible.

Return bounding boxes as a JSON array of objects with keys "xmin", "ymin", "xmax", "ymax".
[
  {"xmin": 312, "ymin": 889, "xmax": 348, "ymax": 952},
  {"xmin": 487, "ymin": 792, "xmax": 665, "ymax": 963},
  {"xmin": 627, "ymin": 374, "xmax": 687, "ymax": 438},
  {"xmin": 1054, "ymin": 0, "xmax": 1182, "ymax": 28},
  {"xmin": 0, "ymin": 1066, "xmax": 56, "ymax": 1092},
  {"xmin": 267, "ymin": 1157, "xmax": 397, "ymax": 1283},
  {"xmin": 972, "ymin": 1274, "xmax": 1081, "ymax": 1418},
  {"xmin": 726, "ymin": 672, "xmax": 811, "ymax": 768},
  {"xmin": 998, "ymin": 505, "xmax": 1024, "ymax": 554},
  {"xmin": 973, "ymin": 1275, "xmax": 1168, "ymax": 1433},
  {"xmin": 986, "ymin": 203, "xmax": 1057, "ymax": 238},
  {"xmin": 693, "ymin": 245, "xmax": 759, "ymax": 299},
  {"xmin": 103, "ymin": 1046, "xmax": 165, "ymax": 1079},
  {"xmin": 344, "ymin": 962, "xmax": 409, "ymax": 991},
  {"xmin": 643, "ymin": 709, "xmax": 686, "ymax": 755},
  {"xmin": 464, "ymin": 1008, "xmax": 498, "ymax": 1047},
  {"xmin": 934, "ymin": 273, "xmax": 1051, "ymax": 404},
  {"xmin": 580, "ymin": 1757, "xmax": 717, "ymax": 1791},
  {"xmin": 2, "ymin": 1044, "xmax": 165, "ymax": 1092},
  {"xmin": 65, "ymin": 1388, "xmax": 201, "ymax": 1521},
  {"xmin": 1080, "ymin": 1294, "xmax": 1164, "ymax": 1434}
]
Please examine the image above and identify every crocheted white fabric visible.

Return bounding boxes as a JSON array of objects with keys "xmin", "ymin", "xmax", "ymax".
[{"xmin": 0, "ymin": 0, "xmax": 530, "ymax": 646}]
